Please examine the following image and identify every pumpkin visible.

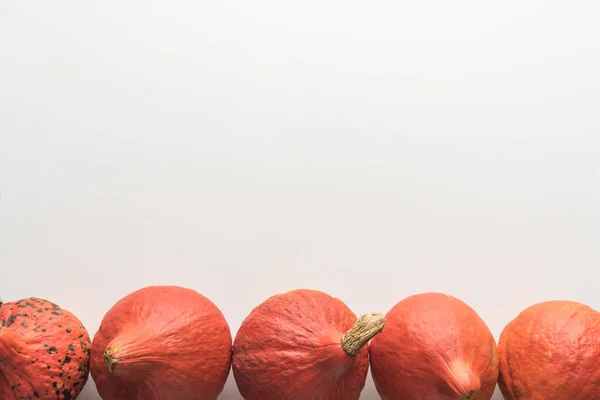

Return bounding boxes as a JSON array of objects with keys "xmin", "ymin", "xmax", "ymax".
[
  {"xmin": 232, "ymin": 289, "xmax": 386, "ymax": 400},
  {"xmin": 90, "ymin": 285, "xmax": 232, "ymax": 400},
  {"xmin": 0, "ymin": 296, "xmax": 91, "ymax": 400},
  {"xmin": 370, "ymin": 292, "xmax": 498, "ymax": 400},
  {"xmin": 497, "ymin": 300, "xmax": 600, "ymax": 399}
]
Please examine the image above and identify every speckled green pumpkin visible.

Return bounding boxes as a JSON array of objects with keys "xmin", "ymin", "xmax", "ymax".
[{"xmin": 0, "ymin": 297, "xmax": 91, "ymax": 400}]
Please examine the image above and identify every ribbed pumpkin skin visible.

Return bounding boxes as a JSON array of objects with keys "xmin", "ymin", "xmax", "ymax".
[
  {"xmin": 498, "ymin": 300, "xmax": 600, "ymax": 400},
  {"xmin": 232, "ymin": 289, "xmax": 370, "ymax": 400},
  {"xmin": 370, "ymin": 293, "xmax": 498, "ymax": 400},
  {"xmin": 90, "ymin": 286, "xmax": 232, "ymax": 400},
  {"xmin": 0, "ymin": 297, "xmax": 91, "ymax": 400}
]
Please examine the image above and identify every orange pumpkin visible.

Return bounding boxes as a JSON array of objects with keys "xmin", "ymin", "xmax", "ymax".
[
  {"xmin": 232, "ymin": 289, "xmax": 385, "ymax": 400},
  {"xmin": 0, "ymin": 297, "xmax": 91, "ymax": 400},
  {"xmin": 498, "ymin": 300, "xmax": 600, "ymax": 399},
  {"xmin": 370, "ymin": 292, "xmax": 498, "ymax": 400},
  {"xmin": 90, "ymin": 286, "xmax": 232, "ymax": 400}
]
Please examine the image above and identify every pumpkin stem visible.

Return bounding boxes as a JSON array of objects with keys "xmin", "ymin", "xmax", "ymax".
[
  {"xmin": 104, "ymin": 345, "xmax": 120, "ymax": 373},
  {"xmin": 0, "ymin": 298, "xmax": 3, "ymax": 307},
  {"xmin": 341, "ymin": 312, "xmax": 386, "ymax": 356},
  {"xmin": 460, "ymin": 391, "xmax": 477, "ymax": 400}
]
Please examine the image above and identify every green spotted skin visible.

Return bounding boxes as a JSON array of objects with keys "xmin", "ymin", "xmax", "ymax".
[{"xmin": 0, "ymin": 297, "xmax": 91, "ymax": 400}]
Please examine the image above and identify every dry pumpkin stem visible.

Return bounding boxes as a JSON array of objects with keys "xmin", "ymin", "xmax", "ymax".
[
  {"xmin": 341, "ymin": 312, "xmax": 386, "ymax": 356},
  {"xmin": 460, "ymin": 391, "xmax": 477, "ymax": 400},
  {"xmin": 104, "ymin": 345, "xmax": 121, "ymax": 373}
]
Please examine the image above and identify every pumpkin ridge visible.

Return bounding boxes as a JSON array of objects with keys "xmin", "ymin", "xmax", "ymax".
[
  {"xmin": 0, "ymin": 331, "xmax": 40, "ymax": 398},
  {"xmin": 0, "ymin": 328, "xmax": 30, "ymax": 373},
  {"xmin": 103, "ymin": 328, "xmax": 172, "ymax": 378}
]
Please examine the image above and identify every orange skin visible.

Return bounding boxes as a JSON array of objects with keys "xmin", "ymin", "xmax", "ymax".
[
  {"xmin": 232, "ymin": 289, "xmax": 370, "ymax": 400},
  {"xmin": 0, "ymin": 297, "xmax": 91, "ymax": 400},
  {"xmin": 90, "ymin": 286, "xmax": 232, "ymax": 400},
  {"xmin": 498, "ymin": 300, "xmax": 600, "ymax": 400},
  {"xmin": 370, "ymin": 293, "xmax": 498, "ymax": 400}
]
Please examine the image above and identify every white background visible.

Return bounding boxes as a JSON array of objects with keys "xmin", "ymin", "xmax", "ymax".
[{"xmin": 1, "ymin": 1, "xmax": 599, "ymax": 399}]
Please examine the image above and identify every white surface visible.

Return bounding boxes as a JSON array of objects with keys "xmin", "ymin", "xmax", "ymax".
[{"xmin": 1, "ymin": 1, "xmax": 600, "ymax": 399}]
